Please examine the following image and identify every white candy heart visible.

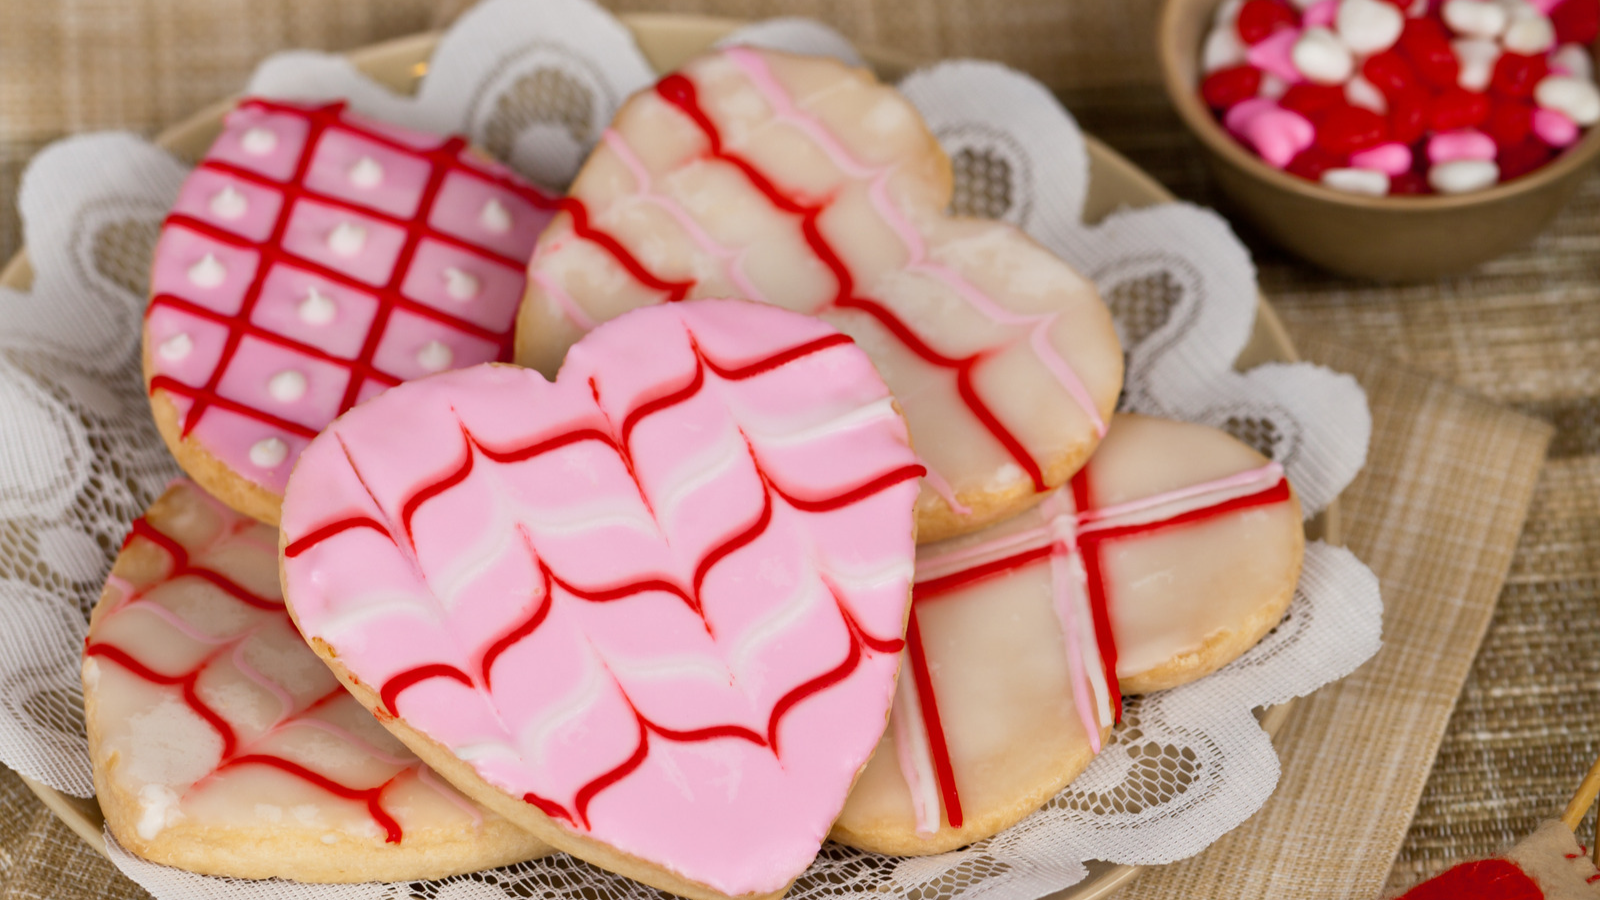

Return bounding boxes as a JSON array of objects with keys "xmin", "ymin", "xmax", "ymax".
[
  {"xmin": 1453, "ymin": 38, "xmax": 1502, "ymax": 91},
  {"xmin": 1321, "ymin": 167, "xmax": 1390, "ymax": 196},
  {"xmin": 1203, "ymin": 25, "xmax": 1248, "ymax": 73},
  {"xmin": 1429, "ymin": 159, "xmax": 1500, "ymax": 193},
  {"xmin": 1535, "ymin": 75, "xmax": 1600, "ymax": 126},
  {"xmin": 1346, "ymin": 75, "xmax": 1389, "ymax": 113},
  {"xmin": 1336, "ymin": 0, "xmax": 1405, "ymax": 54},
  {"xmin": 1503, "ymin": 13, "xmax": 1556, "ymax": 53},
  {"xmin": 1292, "ymin": 26, "xmax": 1355, "ymax": 85},
  {"xmin": 1443, "ymin": 0, "xmax": 1510, "ymax": 38},
  {"xmin": 1551, "ymin": 43, "xmax": 1595, "ymax": 81}
]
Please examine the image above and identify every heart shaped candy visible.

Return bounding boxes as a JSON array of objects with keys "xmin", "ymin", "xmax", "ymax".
[
  {"xmin": 280, "ymin": 300, "xmax": 923, "ymax": 900},
  {"xmin": 517, "ymin": 47, "xmax": 1123, "ymax": 543}
]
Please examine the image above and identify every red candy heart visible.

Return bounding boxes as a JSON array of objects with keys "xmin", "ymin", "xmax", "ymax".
[
  {"xmin": 1281, "ymin": 82, "xmax": 1348, "ymax": 117},
  {"xmin": 1390, "ymin": 171, "xmax": 1432, "ymax": 194},
  {"xmin": 1362, "ymin": 49, "xmax": 1419, "ymax": 98},
  {"xmin": 1430, "ymin": 87, "xmax": 1493, "ymax": 131},
  {"xmin": 1551, "ymin": 0, "xmax": 1600, "ymax": 45},
  {"xmin": 1490, "ymin": 53, "xmax": 1550, "ymax": 99},
  {"xmin": 1388, "ymin": 85, "xmax": 1434, "ymax": 145},
  {"xmin": 1498, "ymin": 138, "xmax": 1556, "ymax": 180},
  {"xmin": 1237, "ymin": 0, "xmax": 1298, "ymax": 44},
  {"xmin": 1486, "ymin": 100, "xmax": 1535, "ymax": 148},
  {"xmin": 1316, "ymin": 104, "xmax": 1391, "ymax": 155},
  {"xmin": 1202, "ymin": 65, "xmax": 1265, "ymax": 109},
  {"xmin": 1287, "ymin": 146, "xmax": 1346, "ymax": 180},
  {"xmin": 1399, "ymin": 17, "xmax": 1462, "ymax": 90}
]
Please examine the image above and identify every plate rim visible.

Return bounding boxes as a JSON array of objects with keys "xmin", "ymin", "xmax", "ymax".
[{"xmin": 2, "ymin": 16, "xmax": 1332, "ymax": 900}]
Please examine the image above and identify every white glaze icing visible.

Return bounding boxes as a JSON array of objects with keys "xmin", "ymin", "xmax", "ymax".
[
  {"xmin": 157, "ymin": 333, "xmax": 194, "ymax": 362},
  {"xmin": 479, "ymin": 197, "xmax": 511, "ymax": 233},
  {"xmin": 249, "ymin": 437, "xmax": 288, "ymax": 468},
  {"xmin": 209, "ymin": 185, "xmax": 248, "ymax": 220},
  {"xmin": 349, "ymin": 156, "xmax": 384, "ymax": 189},
  {"xmin": 187, "ymin": 253, "xmax": 226, "ymax": 288},
  {"xmin": 415, "ymin": 340, "xmax": 453, "ymax": 372},
  {"xmin": 267, "ymin": 370, "xmax": 308, "ymax": 403},
  {"xmin": 297, "ymin": 287, "xmax": 337, "ymax": 325},
  {"xmin": 327, "ymin": 221, "xmax": 367, "ymax": 256},
  {"xmin": 443, "ymin": 266, "xmax": 480, "ymax": 301},
  {"xmin": 240, "ymin": 126, "xmax": 278, "ymax": 156}
]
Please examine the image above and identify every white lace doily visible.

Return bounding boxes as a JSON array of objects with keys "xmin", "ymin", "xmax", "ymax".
[{"xmin": 0, "ymin": 1, "xmax": 1381, "ymax": 898}]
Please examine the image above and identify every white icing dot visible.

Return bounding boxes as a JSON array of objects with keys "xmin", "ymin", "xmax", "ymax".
[
  {"xmin": 417, "ymin": 340, "xmax": 453, "ymax": 373},
  {"xmin": 267, "ymin": 370, "xmax": 308, "ymax": 403},
  {"xmin": 349, "ymin": 156, "xmax": 384, "ymax": 188},
  {"xmin": 443, "ymin": 266, "xmax": 481, "ymax": 301},
  {"xmin": 241, "ymin": 127, "xmax": 278, "ymax": 156},
  {"xmin": 479, "ymin": 197, "xmax": 512, "ymax": 234},
  {"xmin": 298, "ymin": 287, "xmax": 337, "ymax": 325},
  {"xmin": 209, "ymin": 185, "xmax": 248, "ymax": 219},
  {"xmin": 328, "ymin": 221, "xmax": 366, "ymax": 257},
  {"xmin": 249, "ymin": 437, "xmax": 289, "ymax": 468},
  {"xmin": 157, "ymin": 332, "xmax": 193, "ymax": 362},
  {"xmin": 187, "ymin": 253, "xmax": 226, "ymax": 288}
]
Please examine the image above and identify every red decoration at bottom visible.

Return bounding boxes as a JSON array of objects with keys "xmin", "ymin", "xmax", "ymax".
[{"xmin": 1399, "ymin": 858, "xmax": 1545, "ymax": 900}]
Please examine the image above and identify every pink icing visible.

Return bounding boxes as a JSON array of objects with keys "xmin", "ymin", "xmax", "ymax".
[
  {"xmin": 279, "ymin": 300, "xmax": 923, "ymax": 897},
  {"xmin": 146, "ymin": 98, "xmax": 556, "ymax": 495}
]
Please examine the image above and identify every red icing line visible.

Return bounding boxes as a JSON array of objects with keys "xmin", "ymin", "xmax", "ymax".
[
  {"xmin": 634, "ymin": 72, "xmax": 1050, "ymax": 493},
  {"xmin": 1071, "ymin": 472, "xmax": 1123, "ymax": 723},
  {"xmin": 379, "ymin": 663, "xmax": 475, "ymax": 717},
  {"xmin": 903, "ymin": 609, "xmax": 963, "ymax": 829},
  {"xmin": 88, "ymin": 505, "xmax": 416, "ymax": 842},
  {"xmin": 288, "ymin": 327, "xmax": 916, "ymax": 832},
  {"xmin": 146, "ymin": 98, "xmax": 551, "ymax": 449},
  {"xmin": 906, "ymin": 469, "xmax": 1297, "ymax": 830},
  {"xmin": 555, "ymin": 197, "xmax": 695, "ymax": 302},
  {"xmin": 221, "ymin": 755, "xmax": 403, "ymax": 844}
]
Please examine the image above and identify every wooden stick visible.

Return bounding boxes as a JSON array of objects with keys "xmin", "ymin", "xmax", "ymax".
[{"xmin": 1561, "ymin": 754, "xmax": 1600, "ymax": 832}]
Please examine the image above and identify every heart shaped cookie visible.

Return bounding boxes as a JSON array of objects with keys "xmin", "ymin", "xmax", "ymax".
[
  {"xmin": 280, "ymin": 300, "xmax": 922, "ymax": 900},
  {"xmin": 144, "ymin": 97, "xmax": 556, "ymax": 525},
  {"xmin": 833, "ymin": 414, "xmax": 1303, "ymax": 854},
  {"xmin": 516, "ymin": 47, "xmax": 1124, "ymax": 543},
  {"xmin": 83, "ymin": 480, "xmax": 548, "ymax": 881}
]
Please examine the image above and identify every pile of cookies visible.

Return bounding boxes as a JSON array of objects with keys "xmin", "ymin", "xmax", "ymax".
[{"xmin": 86, "ymin": 46, "xmax": 1306, "ymax": 900}]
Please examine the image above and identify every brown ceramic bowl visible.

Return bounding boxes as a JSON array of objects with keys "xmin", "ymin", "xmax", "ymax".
[{"xmin": 1158, "ymin": 0, "xmax": 1600, "ymax": 281}]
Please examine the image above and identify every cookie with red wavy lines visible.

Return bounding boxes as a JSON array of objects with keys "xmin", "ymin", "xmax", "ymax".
[
  {"xmin": 83, "ymin": 479, "xmax": 548, "ymax": 882},
  {"xmin": 834, "ymin": 414, "xmax": 1303, "ymax": 855},
  {"xmin": 279, "ymin": 299, "xmax": 923, "ymax": 900},
  {"xmin": 516, "ymin": 47, "xmax": 1123, "ymax": 544},
  {"xmin": 144, "ymin": 97, "xmax": 556, "ymax": 525}
]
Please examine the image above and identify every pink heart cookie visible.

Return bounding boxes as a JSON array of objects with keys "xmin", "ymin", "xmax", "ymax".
[
  {"xmin": 144, "ymin": 98, "xmax": 556, "ymax": 525},
  {"xmin": 517, "ymin": 48, "xmax": 1124, "ymax": 544},
  {"xmin": 279, "ymin": 300, "xmax": 923, "ymax": 900},
  {"xmin": 83, "ymin": 480, "xmax": 548, "ymax": 881}
]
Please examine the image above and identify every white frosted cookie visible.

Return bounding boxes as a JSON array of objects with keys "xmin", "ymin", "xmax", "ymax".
[
  {"xmin": 82, "ymin": 480, "xmax": 548, "ymax": 882},
  {"xmin": 144, "ymin": 97, "xmax": 554, "ymax": 525},
  {"xmin": 517, "ymin": 47, "xmax": 1123, "ymax": 543},
  {"xmin": 833, "ymin": 413, "xmax": 1303, "ymax": 854}
]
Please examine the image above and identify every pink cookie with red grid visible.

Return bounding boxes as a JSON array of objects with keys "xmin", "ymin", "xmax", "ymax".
[{"xmin": 144, "ymin": 98, "xmax": 556, "ymax": 524}]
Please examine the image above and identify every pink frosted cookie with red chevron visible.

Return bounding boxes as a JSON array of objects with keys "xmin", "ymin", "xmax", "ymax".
[
  {"xmin": 83, "ymin": 479, "xmax": 548, "ymax": 882},
  {"xmin": 144, "ymin": 97, "xmax": 556, "ymax": 525},
  {"xmin": 833, "ymin": 414, "xmax": 1303, "ymax": 854},
  {"xmin": 279, "ymin": 299, "xmax": 923, "ymax": 900},
  {"xmin": 517, "ymin": 47, "xmax": 1123, "ymax": 544}
]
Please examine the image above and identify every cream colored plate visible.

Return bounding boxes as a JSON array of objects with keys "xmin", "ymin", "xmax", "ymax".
[{"xmin": 4, "ymin": 14, "xmax": 1334, "ymax": 900}]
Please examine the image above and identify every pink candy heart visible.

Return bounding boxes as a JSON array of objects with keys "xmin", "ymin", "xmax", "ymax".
[
  {"xmin": 1247, "ymin": 27, "xmax": 1307, "ymax": 83},
  {"xmin": 1228, "ymin": 100, "xmax": 1316, "ymax": 168},
  {"xmin": 1428, "ymin": 128, "xmax": 1499, "ymax": 163},
  {"xmin": 280, "ymin": 299, "xmax": 922, "ymax": 899},
  {"xmin": 1350, "ymin": 142, "xmax": 1415, "ymax": 176}
]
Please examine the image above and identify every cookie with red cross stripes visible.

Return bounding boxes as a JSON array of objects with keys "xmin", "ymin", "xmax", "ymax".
[
  {"xmin": 144, "ymin": 98, "xmax": 557, "ymax": 525},
  {"xmin": 517, "ymin": 47, "xmax": 1124, "ymax": 544},
  {"xmin": 83, "ymin": 479, "xmax": 549, "ymax": 881},
  {"xmin": 832, "ymin": 413, "xmax": 1303, "ymax": 854}
]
